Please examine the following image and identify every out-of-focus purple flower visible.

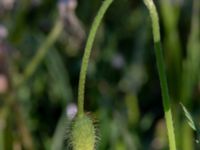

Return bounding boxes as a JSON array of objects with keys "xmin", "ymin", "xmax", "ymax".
[
  {"xmin": 0, "ymin": 25, "xmax": 8, "ymax": 40},
  {"xmin": 0, "ymin": 74, "xmax": 8, "ymax": 94},
  {"xmin": 66, "ymin": 103, "xmax": 77, "ymax": 120},
  {"xmin": 111, "ymin": 53, "xmax": 125, "ymax": 70},
  {"xmin": 57, "ymin": 0, "xmax": 85, "ymax": 54},
  {"xmin": 58, "ymin": 0, "xmax": 77, "ymax": 18},
  {"xmin": 0, "ymin": 0, "xmax": 15, "ymax": 10}
]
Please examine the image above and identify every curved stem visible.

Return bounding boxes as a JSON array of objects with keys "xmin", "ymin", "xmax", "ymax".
[
  {"xmin": 77, "ymin": 0, "xmax": 113, "ymax": 116},
  {"xmin": 144, "ymin": 0, "xmax": 177, "ymax": 149}
]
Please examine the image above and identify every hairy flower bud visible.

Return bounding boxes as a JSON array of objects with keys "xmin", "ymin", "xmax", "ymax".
[{"xmin": 70, "ymin": 114, "xmax": 96, "ymax": 150}]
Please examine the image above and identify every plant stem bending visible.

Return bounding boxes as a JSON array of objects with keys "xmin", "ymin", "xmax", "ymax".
[
  {"xmin": 144, "ymin": 0, "xmax": 177, "ymax": 149},
  {"xmin": 77, "ymin": 0, "xmax": 113, "ymax": 116}
]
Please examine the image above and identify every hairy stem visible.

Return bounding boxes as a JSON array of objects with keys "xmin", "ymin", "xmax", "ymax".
[
  {"xmin": 77, "ymin": 0, "xmax": 113, "ymax": 116},
  {"xmin": 144, "ymin": 0, "xmax": 177, "ymax": 149}
]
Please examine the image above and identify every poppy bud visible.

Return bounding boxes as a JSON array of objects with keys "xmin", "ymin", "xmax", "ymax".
[{"xmin": 70, "ymin": 114, "xmax": 96, "ymax": 150}]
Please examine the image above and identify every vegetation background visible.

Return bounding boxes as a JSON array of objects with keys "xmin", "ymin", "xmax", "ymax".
[{"xmin": 0, "ymin": 0, "xmax": 199, "ymax": 149}]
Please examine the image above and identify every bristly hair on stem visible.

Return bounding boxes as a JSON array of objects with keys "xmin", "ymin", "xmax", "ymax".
[
  {"xmin": 143, "ymin": 0, "xmax": 177, "ymax": 150},
  {"xmin": 77, "ymin": 0, "xmax": 113, "ymax": 116}
]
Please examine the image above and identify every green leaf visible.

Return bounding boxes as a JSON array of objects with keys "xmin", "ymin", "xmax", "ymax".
[{"xmin": 180, "ymin": 103, "xmax": 197, "ymax": 131}]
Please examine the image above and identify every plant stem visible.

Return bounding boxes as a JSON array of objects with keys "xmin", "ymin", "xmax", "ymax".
[
  {"xmin": 144, "ymin": 0, "xmax": 177, "ymax": 149},
  {"xmin": 22, "ymin": 20, "xmax": 63, "ymax": 84},
  {"xmin": 77, "ymin": 0, "xmax": 113, "ymax": 116},
  {"xmin": 154, "ymin": 42, "xmax": 177, "ymax": 150}
]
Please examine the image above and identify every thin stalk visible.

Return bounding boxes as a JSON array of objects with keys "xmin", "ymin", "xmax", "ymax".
[
  {"xmin": 22, "ymin": 20, "xmax": 63, "ymax": 84},
  {"xmin": 144, "ymin": 0, "xmax": 177, "ymax": 150},
  {"xmin": 77, "ymin": 0, "xmax": 113, "ymax": 116},
  {"xmin": 6, "ymin": 22, "xmax": 64, "ymax": 149}
]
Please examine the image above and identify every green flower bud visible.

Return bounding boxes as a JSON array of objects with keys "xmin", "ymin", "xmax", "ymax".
[{"xmin": 71, "ymin": 114, "xmax": 96, "ymax": 150}]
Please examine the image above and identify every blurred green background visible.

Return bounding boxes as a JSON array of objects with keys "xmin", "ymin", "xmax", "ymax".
[{"xmin": 0, "ymin": 0, "xmax": 199, "ymax": 149}]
